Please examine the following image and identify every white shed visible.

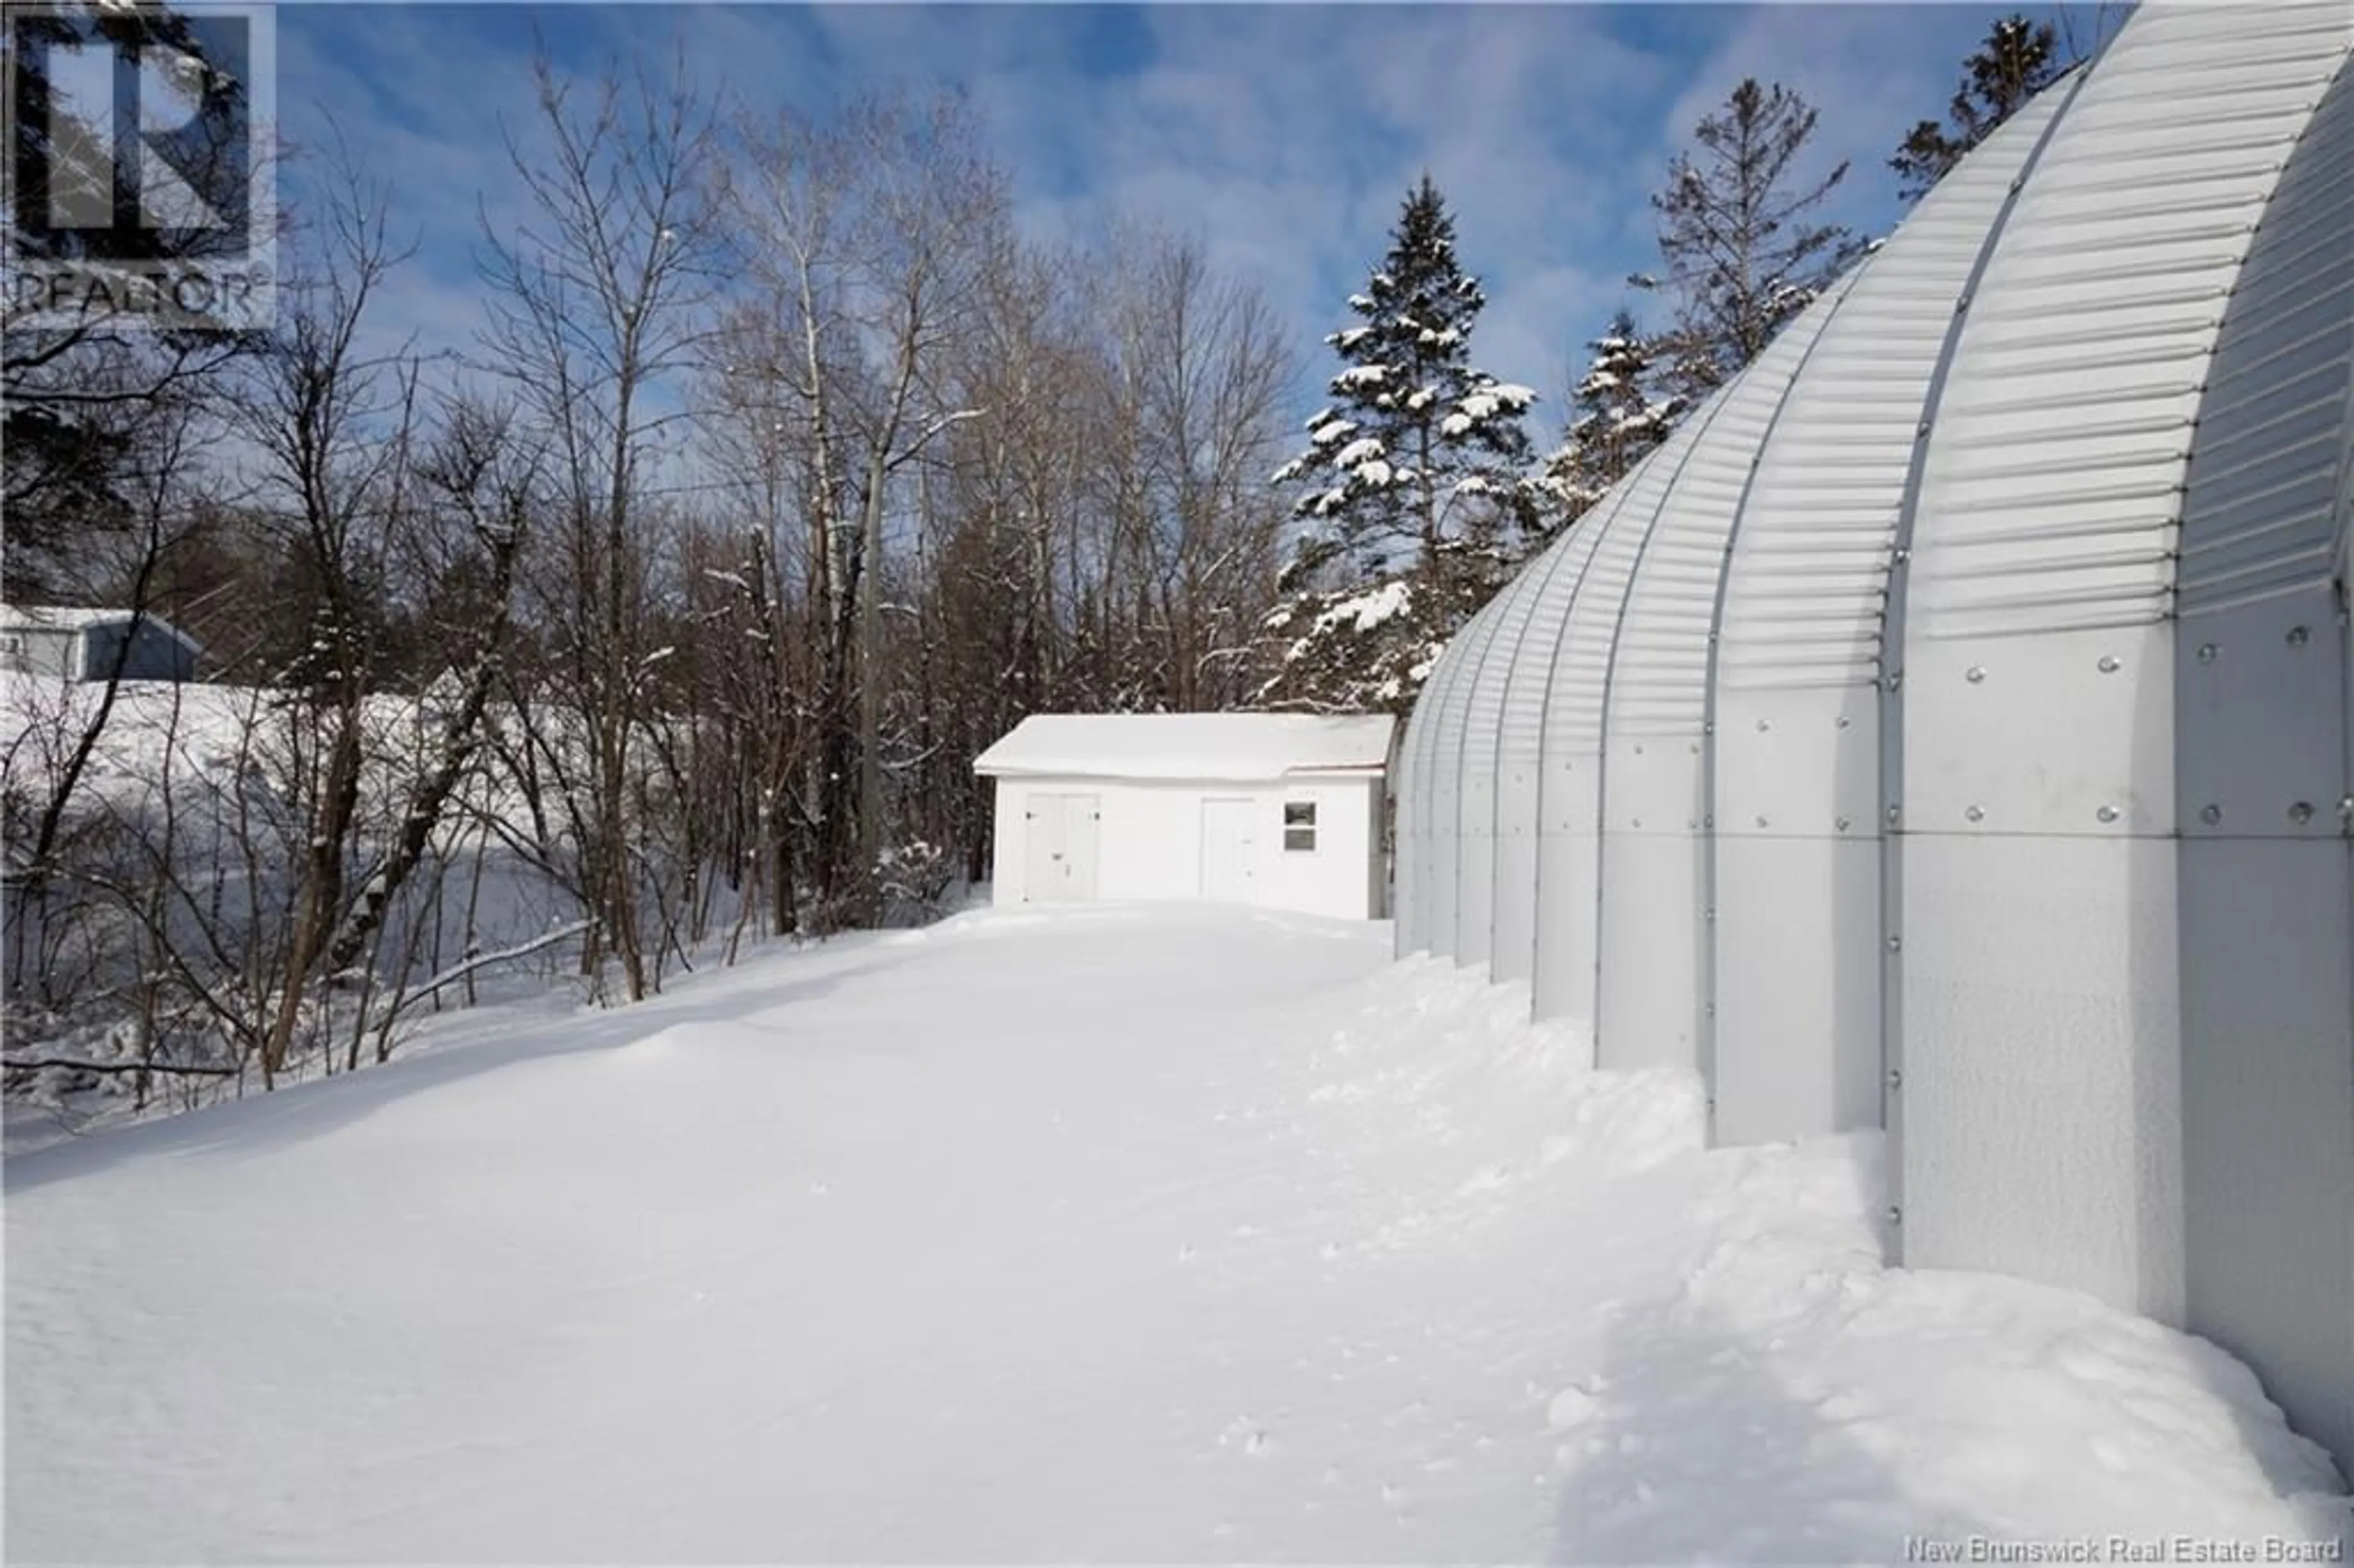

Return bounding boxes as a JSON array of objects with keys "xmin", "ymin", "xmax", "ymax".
[
  {"xmin": 973, "ymin": 713, "xmax": 1396, "ymax": 919},
  {"xmin": 0, "ymin": 605, "xmax": 201, "ymax": 682}
]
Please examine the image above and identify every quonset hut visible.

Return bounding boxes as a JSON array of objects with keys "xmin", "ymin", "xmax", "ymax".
[{"xmin": 1395, "ymin": 4, "xmax": 2354, "ymax": 1476}]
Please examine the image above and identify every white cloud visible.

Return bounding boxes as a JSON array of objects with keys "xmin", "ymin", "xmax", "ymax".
[{"xmin": 269, "ymin": 2, "xmax": 2024, "ymax": 438}]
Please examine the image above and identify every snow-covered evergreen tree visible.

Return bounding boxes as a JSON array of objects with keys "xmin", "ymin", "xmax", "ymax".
[
  {"xmin": 1258, "ymin": 176, "xmax": 1536, "ymax": 714},
  {"xmin": 1271, "ymin": 175, "xmax": 1537, "ymax": 590},
  {"xmin": 1532, "ymin": 309, "xmax": 1685, "ymax": 529}
]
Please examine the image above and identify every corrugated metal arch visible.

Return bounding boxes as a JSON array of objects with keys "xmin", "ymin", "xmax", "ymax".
[
  {"xmin": 1490, "ymin": 482, "xmax": 1632, "ymax": 989},
  {"xmin": 2173, "ymin": 39, "xmax": 2354, "ymax": 1472},
  {"xmin": 1596, "ymin": 270, "xmax": 1862, "ymax": 1081},
  {"xmin": 1895, "ymin": 1, "xmax": 2343, "ymax": 1325},
  {"xmin": 1392, "ymin": 2, "xmax": 2354, "ymax": 1480},
  {"xmin": 1708, "ymin": 75, "xmax": 2079, "ymax": 1154},
  {"xmin": 1531, "ymin": 387, "xmax": 1737, "ymax": 1035},
  {"xmin": 1455, "ymin": 551, "xmax": 1558, "ymax": 965},
  {"xmin": 1428, "ymin": 588, "xmax": 1516, "ymax": 960},
  {"xmin": 1401, "ymin": 588, "xmax": 1496, "ymax": 957}
]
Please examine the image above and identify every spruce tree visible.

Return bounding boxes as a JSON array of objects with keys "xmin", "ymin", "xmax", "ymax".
[
  {"xmin": 1272, "ymin": 174, "xmax": 1536, "ymax": 590},
  {"xmin": 1534, "ymin": 309, "xmax": 1685, "ymax": 528},
  {"xmin": 1643, "ymin": 80, "xmax": 1857, "ymax": 403},
  {"xmin": 1891, "ymin": 14, "xmax": 2066, "ymax": 204},
  {"xmin": 1257, "ymin": 175, "xmax": 1537, "ymax": 715}
]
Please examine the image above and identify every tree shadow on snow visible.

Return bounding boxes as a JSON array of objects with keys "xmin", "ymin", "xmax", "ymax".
[{"xmin": 1547, "ymin": 1280, "xmax": 1997, "ymax": 1562}]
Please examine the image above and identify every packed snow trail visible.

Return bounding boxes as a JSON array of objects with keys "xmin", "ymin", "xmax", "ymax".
[{"xmin": 6, "ymin": 905, "xmax": 2346, "ymax": 1562}]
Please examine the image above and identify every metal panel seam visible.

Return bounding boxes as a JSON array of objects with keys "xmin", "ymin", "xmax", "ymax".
[
  {"xmin": 1448, "ymin": 578, "xmax": 1528, "ymax": 959},
  {"xmin": 1528, "ymin": 483, "xmax": 1650, "ymax": 1027},
  {"xmin": 1589, "ymin": 390, "xmax": 1753, "ymax": 1057},
  {"xmin": 1696, "ymin": 264, "xmax": 1875, "ymax": 1141},
  {"xmin": 1415, "ymin": 596, "xmax": 1487, "ymax": 955},
  {"xmin": 2331, "ymin": 60, "xmax": 2354, "ymax": 1413},
  {"xmin": 1880, "ymin": 49, "xmax": 2108, "ymax": 1238},
  {"xmin": 1483, "ymin": 522, "xmax": 1601, "ymax": 980}
]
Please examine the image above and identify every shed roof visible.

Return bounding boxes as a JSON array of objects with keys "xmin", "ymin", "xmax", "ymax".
[
  {"xmin": 0, "ymin": 604, "xmax": 200, "ymax": 650},
  {"xmin": 974, "ymin": 713, "xmax": 1395, "ymax": 782}
]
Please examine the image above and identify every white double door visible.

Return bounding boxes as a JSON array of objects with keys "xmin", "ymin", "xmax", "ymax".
[{"xmin": 1023, "ymin": 793, "xmax": 1100, "ymax": 902}]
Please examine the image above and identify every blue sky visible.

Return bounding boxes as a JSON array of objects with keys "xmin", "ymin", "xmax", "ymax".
[{"xmin": 273, "ymin": 2, "xmax": 2090, "ymax": 428}]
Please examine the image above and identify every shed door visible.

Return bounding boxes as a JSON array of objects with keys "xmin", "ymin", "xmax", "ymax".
[
  {"xmin": 1200, "ymin": 797, "xmax": 1259, "ymax": 903},
  {"xmin": 1024, "ymin": 793, "xmax": 1100, "ymax": 902}
]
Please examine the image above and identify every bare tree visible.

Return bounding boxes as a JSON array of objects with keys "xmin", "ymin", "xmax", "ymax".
[
  {"xmin": 1095, "ymin": 228, "xmax": 1295, "ymax": 711},
  {"xmin": 1641, "ymin": 78, "xmax": 1857, "ymax": 398},
  {"xmin": 480, "ymin": 49, "xmax": 717, "ymax": 999},
  {"xmin": 713, "ymin": 87, "xmax": 1007, "ymax": 921},
  {"xmin": 229, "ymin": 143, "xmax": 430, "ymax": 1083}
]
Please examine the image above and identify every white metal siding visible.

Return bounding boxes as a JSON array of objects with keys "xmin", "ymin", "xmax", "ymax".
[
  {"xmin": 1389, "ymin": 2, "xmax": 2354, "ymax": 1482},
  {"xmin": 1457, "ymin": 555, "xmax": 1555, "ymax": 967},
  {"xmin": 1491, "ymin": 497, "xmax": 1623, "ymax": 988},
  {"xmin": 1401, "ymin": 601, "xmax": 1483, "ymax": 955},
  {"xmin": 1533, "ymin": 394, "xmax": 1727, "ymax": 1029},
  {"xmin": 1392, "ymin": 683, "xmax": 1432, "ymax": 955},
  {"xmin": 2175, "ymin": 42, "xmax": 2354, "ymax": 1475},
  {"xmin": 1710, "ymin": 89, "xmax": 2067, "ymax": 1147},
  {"xmin": 1425, "ymin": 592, "xmax": 1509, "ymax": 959},
  {"xmin": 1898, "ymin": 2, "xmax": 2345, "ymax": 1325},
  {"xmin": 1597, "ymin": 272, "xmax": 1857, "ymax": 1078}
]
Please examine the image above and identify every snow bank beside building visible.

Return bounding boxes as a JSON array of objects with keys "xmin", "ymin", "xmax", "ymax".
[{"xmin": 6, "ymin": 906, "xmax": 2345, "ymax": 1561}]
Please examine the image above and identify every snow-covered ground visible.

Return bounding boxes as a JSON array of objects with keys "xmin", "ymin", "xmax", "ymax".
[{"xmin": 6, "ymin": 904, "xmax": 2347, "ymax": 1562}]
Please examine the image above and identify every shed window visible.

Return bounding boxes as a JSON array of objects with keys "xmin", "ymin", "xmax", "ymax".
[{"xmin": 1283, "ymin": 800, "xmax": 1316, "ymax": 852}]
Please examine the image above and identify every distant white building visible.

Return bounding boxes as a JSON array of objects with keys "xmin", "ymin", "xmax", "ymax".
[
  {"xmin": 973, "ymin": 713, "xmax": 1396, "ymax": 920},
  {"xmin": 0, "ymin": 606, "xmax": 201, "ymax": 683}
]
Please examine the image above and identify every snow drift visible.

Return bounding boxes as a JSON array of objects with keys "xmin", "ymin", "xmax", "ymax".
[{"xmin": 6, "ymin": 905, "xmax": 2346, "ymax": 1561}]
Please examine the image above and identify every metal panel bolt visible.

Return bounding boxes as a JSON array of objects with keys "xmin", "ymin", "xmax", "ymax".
[
  {"xmin": 1836, "ymin": 816, "xmax": 1851, "ymax": 832},
  {"xmin": 1835, "ymin": 715, "xmax": 1851, "ymax": 730},
  {"xmin": 1704, "ymin": 815, "xmax": 1714, "ymax": 828},
  {"xmin": 2200, "ymin": 804, "xmax": 2222, "ymax": 825},
  {"xmin": 1704, "ymin": 908, "xmax": 1716, "ymax": 923},
  {"xmin": 1887, "ymin": 1205, "xmax": 1903, "ymax": 1226},
  {"xmin": 1756, "ymin": 718, "xmax": 1770, "ymax": 732},
  {"xmin": 2097, "ymin": 805, "xmax": 2120, "ymax": 823},
  {"xmin": 1756, "ymin": 815, "xmax": 1769, "ymax": 829},
  {"xmin": 1954, "ymin": 294, "xmax": 1971, "ymax": 315},
  {"xmin": 1894, "ymin": 548, "xmax": 1911, "ymax": 565},
  {"xmin": 1966, "ymin": 666, "xmax": 1985, "ymax": 683},
  {"xmin": 2097, "ymin": 655, "xmax": 2120, "ymax": 673},
  {"xmin": 1886, "ymin": 1068, "xmax": 1902, "ymax": 1090},
  {"xmin": 1965, "ymin": 805, "xmax": 1984, "ymax": 823},
  {"xmin": 1886, "ymin": 804, "xmax": 1902, "ymax": 826},
  {"xmin": 2340, "ymin": 795, "xmax": 2354, "ymax": 823},
  {"xmin": 1886, "ymin": 934, "xmax": 1902, "ymax": 953},
  {"xmin": 1885, "ymin": 671, "xmax": 1904, "ymax": 693},
  {"xmin": 2289, "ymin": 802, "xmax": 2314, "ymax": 826},
  {"xmin": 1915, "ymin": 421, "xmax": 1931, "ymax": 438},
  {"xmin": 2287, "ymin": 625, "xmax": 2310, "ymax": 647},
  {"xmin": 2197, "ymin": 642, "xmax": 2219, "ymax": 663}
]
